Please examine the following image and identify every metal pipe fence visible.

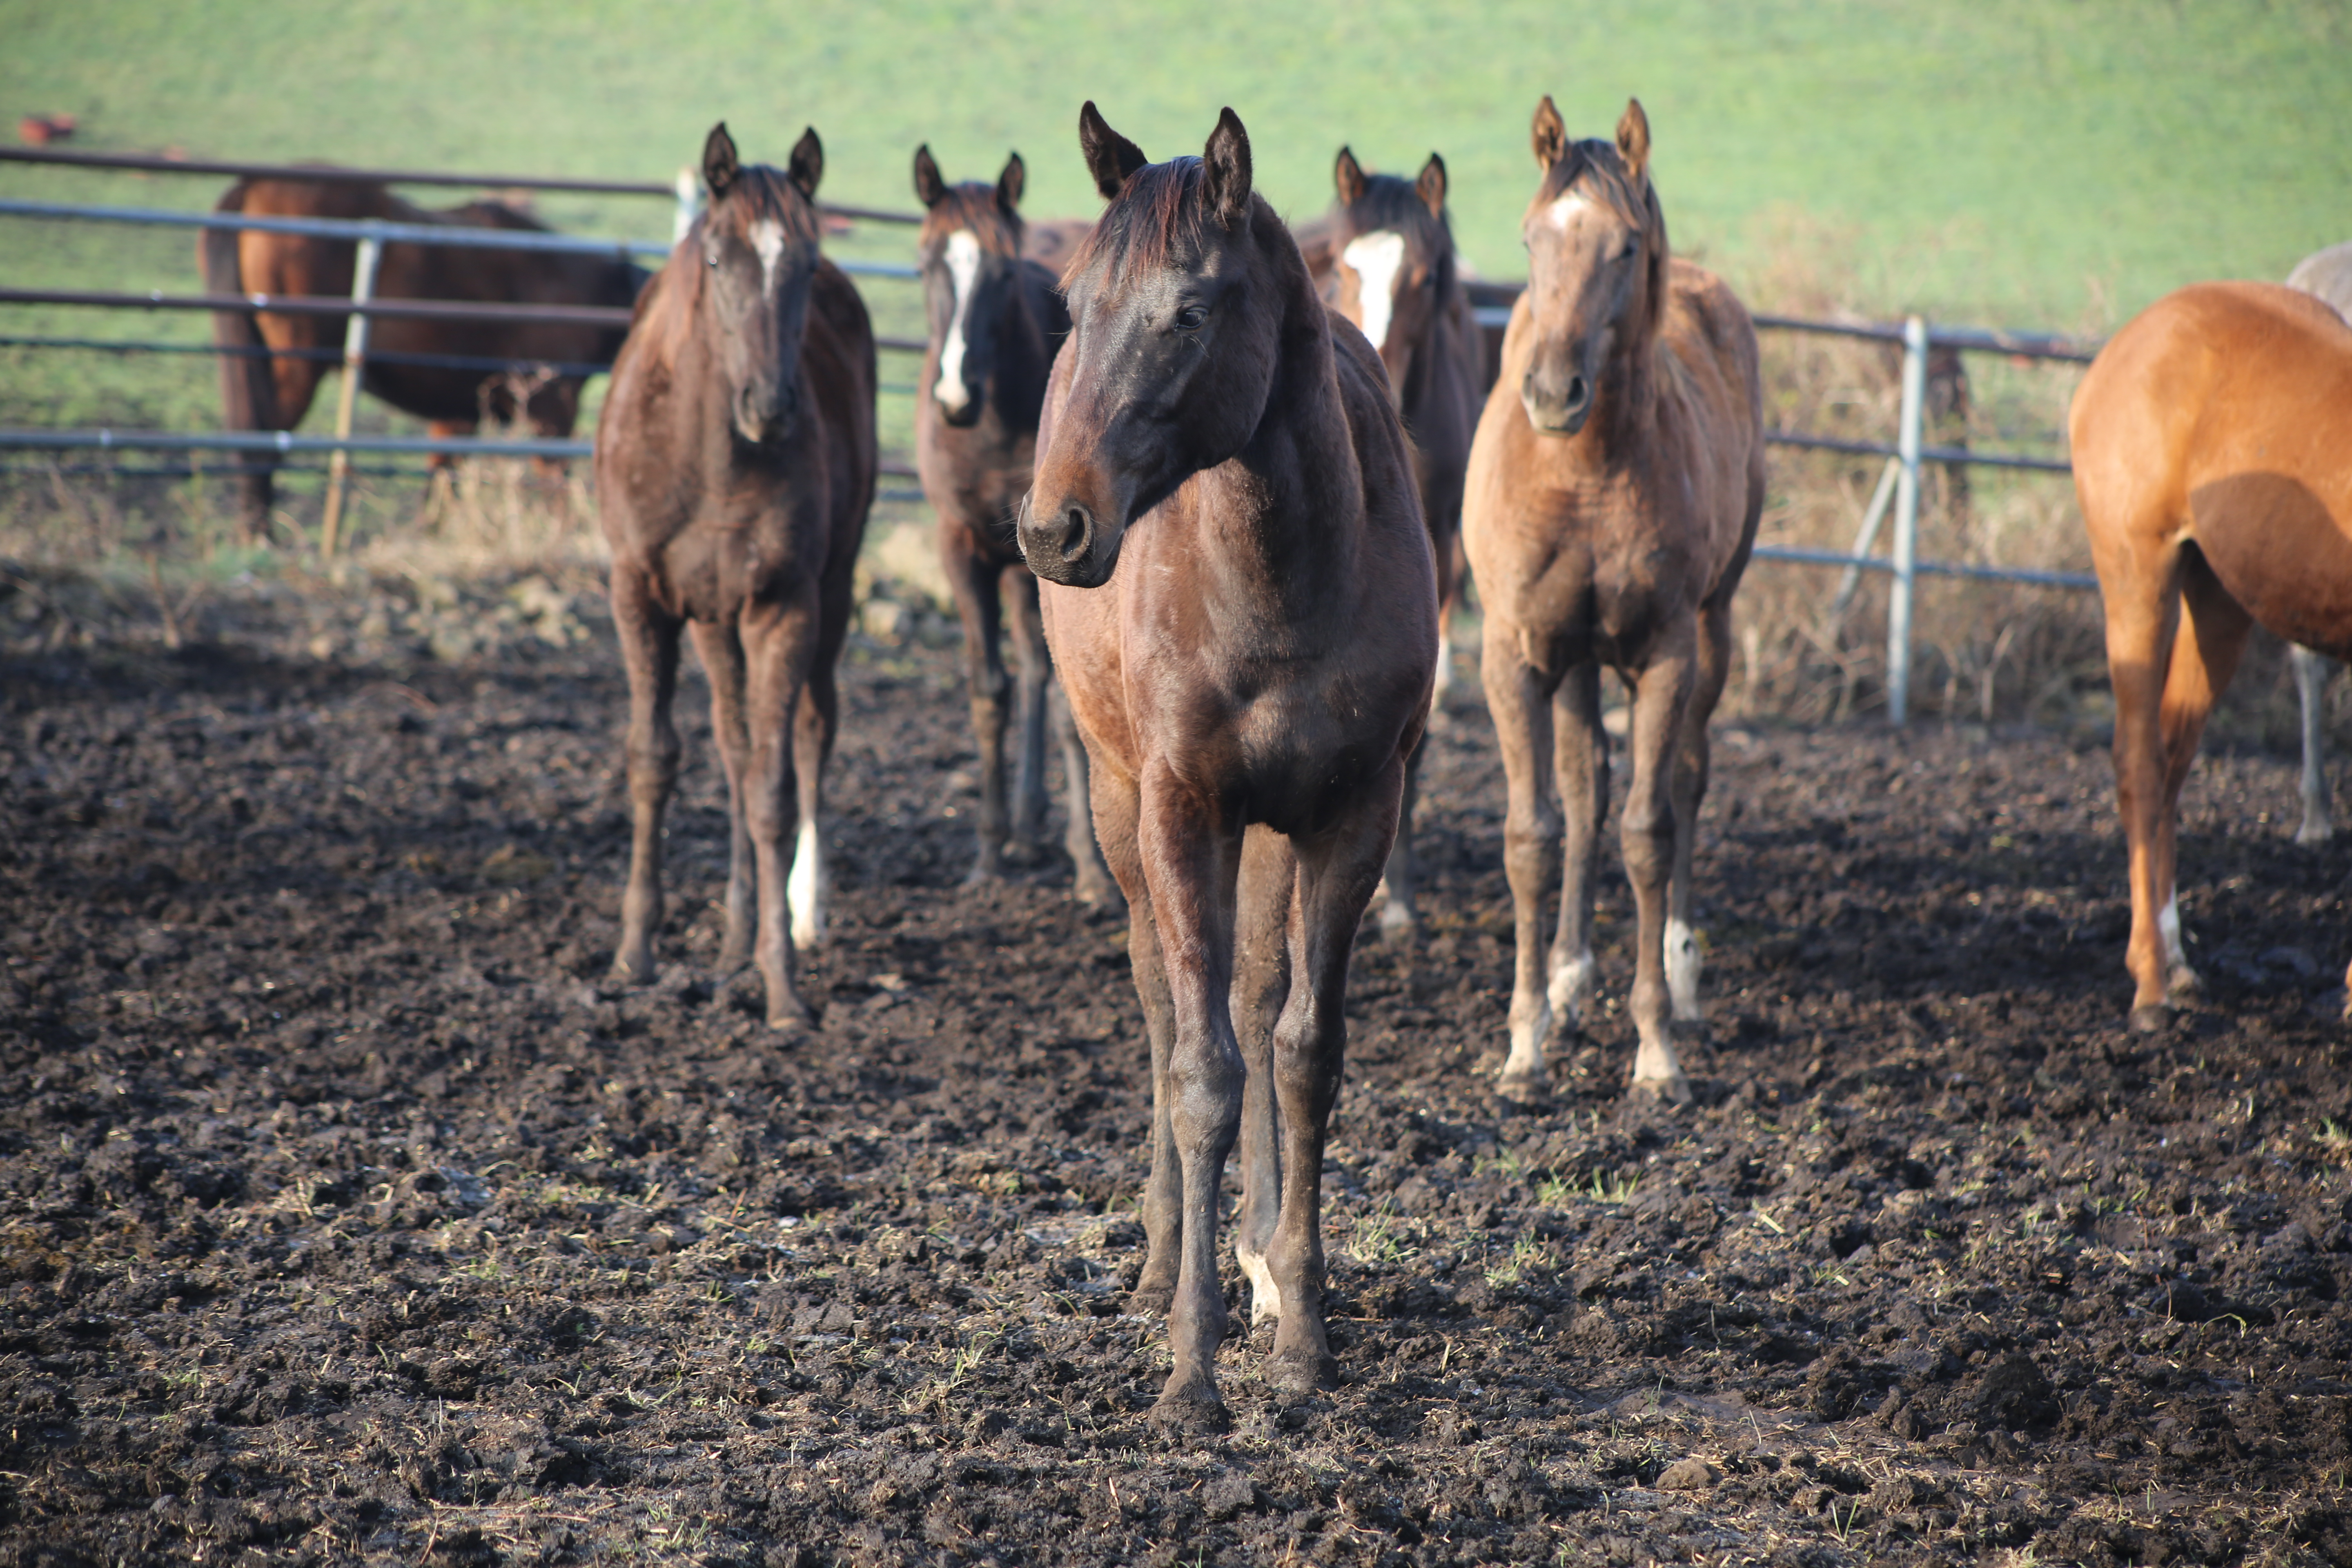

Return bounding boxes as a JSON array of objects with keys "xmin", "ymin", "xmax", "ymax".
[{"xmin": 4, "ymin": 171, "xmax": 2100, "ymax": 719}]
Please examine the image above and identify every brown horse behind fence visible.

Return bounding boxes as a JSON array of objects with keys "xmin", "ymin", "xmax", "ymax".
[
  {"xmin": 1019, "ymin": 103, "xmax": 1434, "ymax": 1430},
  {"xmin": 2070, "ymin": 281, "xmax": 2352, "ymax": 1029},
  {"xmin": 595, "ymin": 124, "xmax": 876, "ymax": 1032},
  {"xmin": 1461, "ymin": 96, "xmax": 1764, "ymax": 1105},
  {"xmin": 202, "ymin": 177, "xmax": 644, "ymax": 533},
  {"xmin": 910, "ymin": 145, "xmax": 1116, "ymax": 905}
]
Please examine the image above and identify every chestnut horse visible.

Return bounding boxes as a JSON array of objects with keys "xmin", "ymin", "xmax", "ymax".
[
  {"xmin": 596, "ymin": 124, "xmax": 876, "ymax": 1031},
  {"xmin": 1462, "ymin": 97, "xmax": 1764, "ymax": 1104},
  {"xmin": 1020, "ymin": 104, "xmax": 1434, "ymax": 1428},
  {"xmin": 2282, "ymin": 242, "xmax": 2352, "ymax": 844},
  {"xmin": 1310, "ymin": 146, "xmax": 1486, "ymax": 937},
  {"xmin": 910, "ymin": 145, "xmax": 1116, "ymax": 905},
  {"xmin": 202, "ymin": 178, "xmax": 643, "ymax": 531},
  {"xmin": 2071, "ymin": 281, "xmax": 2352, "ymax": 1029}
]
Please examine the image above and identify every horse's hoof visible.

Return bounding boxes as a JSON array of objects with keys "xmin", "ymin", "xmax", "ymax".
[
  {"xmin": 1629, "ymin": 1069, "xmax": 1694, "ymax": 1106},
  {"xmin": 609, "ymin": 956, "xmax": 653, "ymax": 988},
  {"xmin": 2128, "ymin": 1003, "xmax": 2170, "ymax": 1034},
  {"xmin": 1001, "ymin": 835, "xmax": 1047, "ymax": 868},
  {"xmin": 1148, "ymin": 1383, "xmax": 1229, "ymax": 1434},
  {"xmin": 765, "ymin": 996, "xmax": 814, "ymax": 1035},
  {"xmin": 2165, "ymin": 966, "xmax": 2203, "ymax": 1002},
  {"xmin": 1075, "ymin": 874, "xmax": 1125, "ymax": 915},
  {"xmin": 1496, "ymin": 1069, "xmax": 1550, "ymax": 1107},
  {"xmin": 1127, "ymin": 1281, "xmax": 1175, "ymax": 1318},
  {"xmin": 962, "ymin": 860, "xmax": 1003, "ymax": 889},
  {"xmin": 1266, "ymin": 1348, "xmax": 1339, "ymax": 1396},
  {"xmin": 1378, "ymin": 901, "xmax": 1417, "ymax": 940}
]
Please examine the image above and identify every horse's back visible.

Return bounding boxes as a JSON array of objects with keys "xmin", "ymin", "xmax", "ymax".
[{"xmin": 1658, "ymin": 258, "xmax": 1766, "ymax": 572}]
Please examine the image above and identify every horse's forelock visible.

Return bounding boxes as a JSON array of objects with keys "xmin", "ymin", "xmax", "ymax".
[
  {"xmin": 1067, "ymin": 158, "xmax": 1208, "ymax": 290},
  {"xmin": 920, "ymin": 184, "xmax": 1023, "ymax": 257},
  {"xmin": 708, "ymin": 165, "xmax": 821, "ymax": 248}
]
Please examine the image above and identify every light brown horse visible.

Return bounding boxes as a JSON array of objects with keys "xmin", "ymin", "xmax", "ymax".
[
  {"xmin": 910, "ymin": 145, "xmax": 1116, "ymax": 905},
  {"xmin": 1309, "ymin": 146, "xmax": 1486, "ymax": 937},
  {"xmin": 1020, "ymin": 104, "xmax": 1435, "ymax": 1429},
  {"xmin": 202, "ymin": 178, "xmax": 643, "ymax": 532},
  {"xmin": 595, "ymin": 124, "xmax": 876, "ymax": 1031},
  {"xmin": 1461, "ymin": 97, "xmax": 1764, "ymax": 1104},
  {"xmin": 2070, "ymin": 281, "xmax": 2352, "ymax": 1030}
]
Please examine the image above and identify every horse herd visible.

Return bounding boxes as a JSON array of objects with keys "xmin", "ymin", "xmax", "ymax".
[{"xmin": 191, "ymin": 101, "xmax": 2352, "ymax": 1429}]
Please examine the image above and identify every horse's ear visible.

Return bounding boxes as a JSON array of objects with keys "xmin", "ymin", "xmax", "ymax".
[
  {"xmin": 1334, "ymin": 146, "xmax": 1366, "ymax": 207},
  {"xmin": 997, "ymin": 151, "xmax": 1026, "ymax": 214},
  {"xmin": 913, "ymin": 144, "xmax": 945, "ymax": 207},
  {"xmin": 1078, "ymin": 100, "xmax": 1148, "ymax": 200},
  {"xmin": 1616, "ymin": 98, "xmax": 1650, "ymax": 184},
  {"xmin": 1202, "ymin": 107, "xmax": 1252, "ymax": 230},
  {"xmin": 787, "ymin": 127, "xmax": 824, "ymax": 199},
  {"xmin": 702, "ymin": 122, "xmax": 740, "ymax": 199},
  {"xmin": 1416, "ymin": 152, "xmax": 1448, "ymax": 217},
  {"xmin": 1531, "ymin": 95, "xmax": 1566, "ymax": 169}
]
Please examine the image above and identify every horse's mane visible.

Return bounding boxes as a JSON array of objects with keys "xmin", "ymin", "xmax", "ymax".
[
  {"xmin": 922, "ymin": 184, "xmax": 1025, "ymax": 256},
  {"xmin": 1067, "ymin": 157, "xmax": 1208, "ymax": 285}
]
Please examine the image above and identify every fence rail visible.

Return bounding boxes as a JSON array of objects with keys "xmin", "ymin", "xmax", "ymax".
[{"xmin": 3, "ymin": 161, "xmax": 2105, "ymax": 722}]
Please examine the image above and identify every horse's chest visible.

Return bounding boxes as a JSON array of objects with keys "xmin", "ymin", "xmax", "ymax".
[{"xmin": 653, "ymin": 507, "xmax": 816, "ymax": 622}]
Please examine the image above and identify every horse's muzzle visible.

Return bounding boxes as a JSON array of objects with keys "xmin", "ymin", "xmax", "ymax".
[
  {"xmin": 1017, "ymin": 492, "xmax": 1115, "ymax": 589},
  {"xmin": 733, "ymin": 384, "xmax": 797, "ymax": 448},
  {"xmin": 1521, "ymin": 368, "xmax": 1592, "ymax": 437}
]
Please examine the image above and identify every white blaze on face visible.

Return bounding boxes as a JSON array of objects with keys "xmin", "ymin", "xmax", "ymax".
[
  {"xmin": 750, "ymin": 218, "xmax": 787, "ymax": 293},
  {"xmin": 933, "ymin": 229, "xmax": 982, "ymax": 414},
  {"xmin": 1340, "ymin": 229, "xmax": 1407, "ymax": 353},
  {"xmin": 1543, "ymin": 190, "xmax": 1593, "ymax": 233}
]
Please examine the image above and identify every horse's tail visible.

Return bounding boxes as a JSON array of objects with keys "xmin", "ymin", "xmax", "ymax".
[{"xmin": 203, "ymin": 180, "xmax": 281, "ymax": 530}]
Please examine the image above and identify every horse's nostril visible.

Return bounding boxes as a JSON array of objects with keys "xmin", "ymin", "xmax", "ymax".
[
  {"xmin": 1057, "ymin": 507, "xmax": 1091, "ymax": 562},
  {"xmin": 1564, "ymin": 375, "xmax": 1589, "ymax": 410}
]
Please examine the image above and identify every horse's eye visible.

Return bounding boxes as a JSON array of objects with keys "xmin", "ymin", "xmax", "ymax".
[
  {"xmin": 1620, "ymin": 239, "xmax": 1641, "ymax": 261},
  {"xmin": 1175, "ymin": 305, "xmax": 1207, "ymax": 332}
]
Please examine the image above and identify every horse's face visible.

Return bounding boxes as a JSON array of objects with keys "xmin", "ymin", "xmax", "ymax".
[
  {"xmin": 914, "ymin": 149, "xmax": 1028, "ymax": 429},
  {"xmin": 1329, "ymin": 151, "xmax": 1451, "ymax": 408},
  {"xmin": 1022, "ymin": 106, "xmax": 1275, "ymax": 589},
  {"xmin": 696, "ymin": 125, "xmax": 826, "ymax": 449},
  {"xmin": 1517, "ymin": 98, "xmax": 1658, "ymax": 437}
]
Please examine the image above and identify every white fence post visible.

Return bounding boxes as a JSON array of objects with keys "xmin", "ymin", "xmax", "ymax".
[
  {"xmin": 1886, "ymin": 314, "xmax": 1927, "ymax": 726},
  {"xmin": 673, "ymin": 168, "xmax": 702, "ymax": 246},
  {"xmin": 318, "ymin": 234, "xmax": 381, "ymax": 560}
]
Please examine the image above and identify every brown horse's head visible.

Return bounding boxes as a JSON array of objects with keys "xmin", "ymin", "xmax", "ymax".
[
  {"xmin": 913, "ymin": 147, "xmax": 1030, "ymax": 428},
  {"xmin": 1326, "ymin": 147, "xmax": 1454, "ymax": 407},
  {"xmin": 1021, "ymin": 102, "xmax": 1293, "ymax": 588},
  {"xmin": 691, "ymin": 122, "xmax": 826, "ymax": 449},
  {"xmin": 1517, "ymin": 96, "xmax": 1668, "ymax": 437}
]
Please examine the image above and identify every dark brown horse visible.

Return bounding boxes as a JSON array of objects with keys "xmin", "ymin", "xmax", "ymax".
[
  {"xmin": 2071, "ymin": 281, "xmax": 2352, "ymax": 1029},
  {"xmin": 596, "ymin": 124, "xmax": 876, "ymax": 1031},
  {"xmin": 1310, "ymin": 146, "xmax": 1485, "ymax": 935},
  {"xmin": 1461, "ymin": 97, "xmax": 1764, "ymax": 1104},
  {"xmin": 201, "ymin": 177, "xmax": 644, "ymax": 531},
  {"xmin": 910, "ymin": 145, "xmax": 1116, "ymax": 904},
  {"xmin": 1020, "ymin": 104, "xmax": 1435, "ymax": 1428}
]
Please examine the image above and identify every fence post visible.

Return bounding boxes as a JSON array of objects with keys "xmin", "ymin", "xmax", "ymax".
[
  {"xmin": 318, "ymin": 234, "xmax": 381, "ymax": 560},
  {"xmin": 673, "ymin": 168, "xmax": 702, "ymax": 246},
  {"xmin": 1886, "ymin": 314, "xmax": 1927, "ymax": 726}
]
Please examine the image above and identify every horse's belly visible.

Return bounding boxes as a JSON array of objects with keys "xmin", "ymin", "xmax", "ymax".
[{"xmin": 2193, "ymin": 477, "xmax": 2352, "ymax": 655}]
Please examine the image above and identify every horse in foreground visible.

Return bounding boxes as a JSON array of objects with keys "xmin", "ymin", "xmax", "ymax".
[
  {"xmin": 596, "ymin": 123, "xmax": 876, "ymax": 1031},
  {"xmin": 1020, "ymin": 104, "xmax": 1434, "ymax": 1428},
  {"xmin": 202, "ymin": 177, "xmax": 643, "ymax": 533},
  {"xmin": 1310, "ymin": 145, "xmax": 1486, "ymax": 936},
  {"xmin": 2071, "ymin": 281, "xmax": 2352, "ymax": 1029},
  {"xmin": 1461, "ymin": 97, "xmax": 1764, "ymax": 1104},
  {"xmin": 910, "ymin": 145, "xmax": 1116, "ymax": 905}
]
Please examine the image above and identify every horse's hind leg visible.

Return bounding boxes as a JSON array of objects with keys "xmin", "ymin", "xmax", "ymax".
[
  {"xmin": 1053, "ymin": 685, "xmax": 1123, "ymax": 910},
  {"xmin": 1376, "ymin": 731, "xmax": 1425, "ymax": 937},
  {"xmin": 2294, "ymin": 644, "xmax": 2335, "ymax": 845},
  {"xmin": 1483, "ymin": 626, "xmax": 1562, "ymax": 1101},
  {"xmin": 1621, "ymin": 628, "xmax": 1699, "ymax": 1102},
  {"xmin": 1265, "ymin": 760, "xmax": 1403, "ymax": 1394},
  {"xmin": 1004, "ymin": 565, "xmax": 1052, "ymax": 858},
  {"xmin": 1665, "ymin": 598, "xmax": 1735, "ymax": 1027},
  {"xmin": 1232, "ymin": 824, "xmax": 1294, "ymax": 1328},
  {"xmin": 942, "ymin": 525, "xmax": 1013, "ymax": 882},
  {"xmin": 688, "ymin": 620, "xmax": 755, "ymax": 969},
  {"xmin": 610, "ymin": 574, "xmax": 684, "ymax": 987},
  {"xmin": 2145, "ymin": 555, "xmax": 2253, "ymax": 1012},
  {"xmin": 1093, "ymin": 765, "xmax": 1179, "ymax": 1312},
  {"xmin": 1548, "ymin": 661, "xmax": 1607, "ymax": 1037}
]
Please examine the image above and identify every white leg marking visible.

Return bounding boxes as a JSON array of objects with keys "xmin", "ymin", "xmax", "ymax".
[
  {"xmin": 2158, "ymin": 894, "xmax": 2186, "ymax": 971},
  {"xmin": 1339, "ymin": 230, "xmax": 1405, "ymax": 354},
  {"xmin": 933, "ymin": 230, "xmax": 981, "ymax": 416},
  {"xmin": 1546, "ymin": 948, "xmax": 1597, "ymax": 1028},
  {"xmin": 1239, "ymin": 1247, "xmax": 1283, "ymax": 1325},
  {"xmin": 1665, "ymin": 916, "xmax": 1703, "ymax": 1021},
  {"xmin": 789, "ymin": 815, "xmax": 824, "ymax": 950}
]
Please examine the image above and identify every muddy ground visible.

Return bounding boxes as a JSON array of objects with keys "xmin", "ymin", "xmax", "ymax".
[{"xmin": 6, "ymin": 564, "xmax": 2352, "ymax": 1568}]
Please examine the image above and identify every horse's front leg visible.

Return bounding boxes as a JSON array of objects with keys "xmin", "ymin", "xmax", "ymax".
[
  {"xmin": 1376, "ymin": 732, "xmax": 1426, "ymax": 938},
  {"xmin": 1004, "ymin": 565, "xmax": 1053, "ymax": 858},
  {"xmin": 1622, "ymin": 628, "xmax": 1698, "ymax": 1101},
  {"xmin": 1231, "ymin": 824, "xmax": 1294, "ymax": 1329},
  {"xmin": 1548, "ymin": 660, "xmax": 1606, "ymax": 1036},
  {"xmin": 688, "ymin": 621, "xmax": 755, "ymax": 968},
  {"xmin": 788, "ymin": 615, "xmax": 841, "ymax": 953},
  {"xmin": 1266, "ymin": 757, "xmax": 1403, "ymax": 1392},
  {"xmin": 1054, "ymin": 684, "xmax": 1123, "ymax": 910},
  {"xmin": 1136, "ymin": 769, "xmax": 1245, "ymax": 1430},
  {"xmin": 1481, "ymin": 624, "xmax": 1561, "ymax": 1101},
  {"xmin": 941, "ymin": 522, "xmax": 1013, "ymax": 882},
  {"xmin": 609, "ymin": 574, "xmax": 682, "ymax": 987},
  {"xmin": 739, "ymin": 596, "xmax": 820, "ymax": 1031},
  {"xmin": 1090, "ymin": 762, "xmax": 1177, "ymax": 1310},
  {"xmin": 1664, "ymin": 599, "xmax": 1736, "ymax": 1026},
  {"xmin": 2292, "ymin": 644, "xmax": 2335, "ymax": 846}
]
